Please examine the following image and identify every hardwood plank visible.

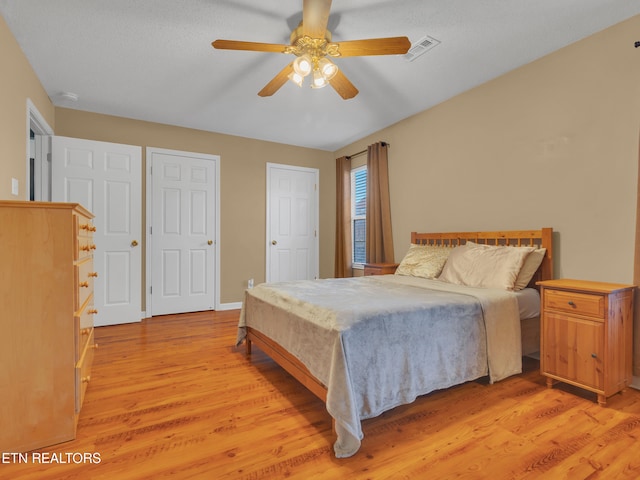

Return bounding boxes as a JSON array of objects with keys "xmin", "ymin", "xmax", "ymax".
[{"xmin": 2, "ymin": 311, "xmax": 640, "ymax": 479}]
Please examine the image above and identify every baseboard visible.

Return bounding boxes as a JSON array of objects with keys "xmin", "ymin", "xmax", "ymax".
[{"xmin": 217, "ymin": 302, "xmax": 242, "ymax": 311}]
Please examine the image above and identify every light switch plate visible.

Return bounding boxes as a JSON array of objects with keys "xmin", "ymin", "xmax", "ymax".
[{"xmin": 11, "ymin": 178, "xmax": 18, "ymax": 196}]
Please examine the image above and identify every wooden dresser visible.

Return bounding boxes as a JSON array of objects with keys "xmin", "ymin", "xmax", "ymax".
[
  {"xmin": 0, "ymin": 201, "xmax": 97, "ymax": 452},
  {"xmin": 538, "ymin": 279, "xmax": 634, "ymax": 406}
]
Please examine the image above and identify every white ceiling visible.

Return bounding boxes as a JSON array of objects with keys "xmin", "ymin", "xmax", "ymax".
[{"xmin": 2, "ymin": 1, "xmax": 639, "ymax": 151}]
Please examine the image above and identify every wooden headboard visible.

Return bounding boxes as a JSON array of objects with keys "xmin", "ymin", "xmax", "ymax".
[{"xmin": 411, "ymin": 228, "xmax": 554, "ymax": 286}]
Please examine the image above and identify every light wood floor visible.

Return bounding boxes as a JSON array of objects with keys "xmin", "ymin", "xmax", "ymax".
[{"xmin": 3, "ymin": 310, "xmax": 640, "ymax": 480}]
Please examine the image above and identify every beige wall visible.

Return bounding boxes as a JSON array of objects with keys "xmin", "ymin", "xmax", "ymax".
[
  {"xmin": 54, "ymin": 108, "xmax": 334, "ymax": 305},
  {"xmin": 336, "ymin": 15, "xmax": 640, "ymax": 285},
  {"xmin": 0, "ymin": 14, "xmax": 54, "ymax": 198}
]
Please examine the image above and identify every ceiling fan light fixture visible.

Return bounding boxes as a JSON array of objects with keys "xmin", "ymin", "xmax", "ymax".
[
  {"xmin": 212, "ymin": 0, "xmax": 409, "ymax": 99},
  {"xmin": 288, "ymin": 71, "xmax": 304, "ymax": 87},
  {"xmin": 317, "ymin": 58, "xmax": 338, "ymax": 81},
  {"xmin": 293, "ymin": 54, "xmax": 312, "ymax": 77},
  {"xmin": 311, "ymin": 69, "xmax": 329, "ymax": 89}
]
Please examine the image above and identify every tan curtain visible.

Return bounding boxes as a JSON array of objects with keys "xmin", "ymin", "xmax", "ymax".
[
  {"xmin": 634, "ymin": 134, "xmax": 640, "ymax": 377},
  {"xmin": 366, "ymin": 142, "xmax": 394, "ymax": 264},
  {"xmin": 334, "ymin": 156, "xmax": 352, "ymax": 278}
]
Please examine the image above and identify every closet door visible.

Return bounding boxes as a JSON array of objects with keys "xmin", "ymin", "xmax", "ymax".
[
  {"xmin": 52, "ymin": 136, "xmax": 142, "ymax": 326},
  {"xmin": 147, "ymin": 148, "xmax": 218, "ymax": 316},
  {"xmin": 266, "ymin": 163, "xmax": 319, "ymax": 283}
]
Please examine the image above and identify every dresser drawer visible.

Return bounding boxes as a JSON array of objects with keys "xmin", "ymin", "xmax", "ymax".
[
  {"xmin": 74, "ymin": 294, "xmax": 95, "ymax": 360},
  {"xmin": 543, "ymin": 289, "xmax": 605, "ymax": 319},
  {"xmin": 75, "ymin": 328, "xmax": 95, "ymax": 414},
  {"xmin": 76, "ymin": 216, "xmax": 95, "ymax": 238},
  {"xmin": 75, "ymin": 257, "xmax": 95, "ymax": 311},
  {"xmin": 75, "ymin": 237, "xmax": 96, "ymax": 261}
]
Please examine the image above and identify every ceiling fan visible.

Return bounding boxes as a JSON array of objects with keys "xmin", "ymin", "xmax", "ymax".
[{"xmin": 211, "ymin": 0, "xmax": 411, "ymax": 99}]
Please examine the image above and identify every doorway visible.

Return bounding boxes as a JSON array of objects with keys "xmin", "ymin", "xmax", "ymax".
[{"xmin": 27, "ymin": 99, "xmax": 53, "ymax": 201}]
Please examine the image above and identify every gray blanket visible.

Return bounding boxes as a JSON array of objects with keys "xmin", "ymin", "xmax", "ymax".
[{"xmin": 237, "ymin": 275, "xmax": 522, "ymax": 458}]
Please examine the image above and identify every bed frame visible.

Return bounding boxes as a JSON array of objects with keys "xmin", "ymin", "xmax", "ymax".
[{"xmin": 244, "ymin": 228, "xmax": 554, "ymax": 403}]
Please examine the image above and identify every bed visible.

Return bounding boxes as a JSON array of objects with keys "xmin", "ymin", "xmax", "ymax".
[{"xmin": 237, "ymin": 228, "xmax": 553, "ymax": 457}]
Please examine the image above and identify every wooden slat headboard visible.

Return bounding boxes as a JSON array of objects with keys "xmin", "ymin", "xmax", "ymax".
[{"xmin": 411, "ymin": 228, "xmax": 554, "ymax": 285}]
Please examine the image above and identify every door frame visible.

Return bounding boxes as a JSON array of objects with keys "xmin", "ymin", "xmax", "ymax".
[
  {"xmin": 265, "ymin": 162, "xmax": 319, "ymax": 283},
  {"xmin": 26, "ymin": 99, "xmax": 53, "ymax": 201},
  {"xmin": 145, "ymin": 147, "xmax": 221, "ymax": 316}
]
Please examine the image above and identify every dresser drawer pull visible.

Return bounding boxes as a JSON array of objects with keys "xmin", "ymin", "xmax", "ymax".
[
  {"xmin": 81, "ymin": 375, "xmax": 91, "ymax": 384},
  {"xmin": 591, "ymin": 353, "xmax": 597, "ymax": 358},
  {"xmin": 79, "ymin": 281, "xmax": 90, "ymax": 288},
  {"xmin": 88, "ymin": 272, "xmax": 98, "ymax": 278},
  {"xmin": 568, "ymin": 301, "xmax": 576, "ymax": 307},
  {"xmin": 92, "ymin": 343, "xmax": 99, "ymax": 350},
  {"xmin": 88, "ymin": 309, "xmax": 98, "ymax": 315},
  {"xmin": 81, "ymin": 327, "xmax": 91, "ymax": 335},
  {"xmin": 80, "ymin": 223, "xmax": 91, "ymax": 231}
]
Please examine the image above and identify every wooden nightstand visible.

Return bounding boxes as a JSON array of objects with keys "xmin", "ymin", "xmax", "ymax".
[
  {"xmin": 363, "ymin": 262, "xmax": 399, "ymax": 276},
  {"xmin": 537, "ymin": 279, "xmax": 635, "ymax": 406}
]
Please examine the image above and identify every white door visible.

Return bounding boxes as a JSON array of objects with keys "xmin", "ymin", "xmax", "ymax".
[
  {"xmin": 52, "ymin": 136, "xmax": 142, "ymax": 326},
  {"xmin": 148, "ymin": 148, "xmax": 218, "ymax": 316},
  {"xmin": 266, "ymin": 163, "xmax": 319, "ymax": 282}
]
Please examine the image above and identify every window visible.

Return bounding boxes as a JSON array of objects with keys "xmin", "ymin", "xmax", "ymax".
[{"xmin": 351, "ymin": 165, "xmax": 367, "ymax": 266}]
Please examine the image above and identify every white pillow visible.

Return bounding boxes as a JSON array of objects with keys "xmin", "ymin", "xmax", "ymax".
[
  {"xmin": 395, "ymin": 244, "xmax": 451, "ymax": 279},
  {"xmin": 465, "ymin": 241, "xmax": 546, "ymax": 291},
  {"xmin": 438, "ymin": 242, "xmax": 535, "ymax": 290},
  {"xmin": 514, "ymin": 248, "xmax": 546, "ymax": 290}
]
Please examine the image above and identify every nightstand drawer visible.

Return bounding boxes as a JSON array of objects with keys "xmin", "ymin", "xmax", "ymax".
[
  {"xmin": 543, "ymin": 289, "xmax": 604, "ymax": 319},
  {"xmin": 364, "ymin": 263, "xmax": 399, "ymax": 276}
]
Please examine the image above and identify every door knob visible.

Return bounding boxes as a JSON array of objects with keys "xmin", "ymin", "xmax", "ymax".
[
  {"xmin": 208, "ymin": 240, "xmax": 213, "ymax": 245},
  {"xmin": 131, "ymin": 240, "xmax": 139, "ymax": 247},
  {"xmin": 272, "ymin": 240, "xmax": 277, "ymax": 245}
]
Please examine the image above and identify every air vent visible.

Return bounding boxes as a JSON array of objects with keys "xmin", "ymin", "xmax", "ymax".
[{"xmin": 404, "ymin": 35, "xmax": 440, "ymax": 62}]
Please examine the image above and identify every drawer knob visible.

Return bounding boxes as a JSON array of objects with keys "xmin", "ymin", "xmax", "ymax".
[
  {"xmin": 81, "ymin": 375, "xmax": 91, "ymax": 384},
  {"xmin": 568, "ymin": 301, "xmax": 576, "ymax": 307},
  {"xmin": 591, "ymin": 353, "xmax": 597, "ymax": 359},
  {"xmin": 88, "ymin": 272, "xmax": 98, "ymax": 278},
  {"xmin": 88, "ymin": 308, "xmax": 98, "ymax": 315},
  {"xmin": 81, "ymin": 327, "xmax": 91, "ymax": 335},
  {"xmin": 79, "ymin": 281, "xmax": 90, "ymax": 288}
]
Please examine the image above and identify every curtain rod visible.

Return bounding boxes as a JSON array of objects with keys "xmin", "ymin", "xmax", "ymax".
[{"xmin": 346, "ymin": 141, "xmax": 390, "ymax": 159}]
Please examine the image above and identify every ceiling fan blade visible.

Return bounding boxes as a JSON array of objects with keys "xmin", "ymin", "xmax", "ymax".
[
  {"xmin": 302, "ymin": 0, "xmax": 332, "ymax": 38},
  {"xmin": 329, "ymin": 70, "xmax": 358, "ymax": 100},
  {"xmin": 258, "ymin": 63, "xmax": 294, "ymax": 97},
  {"xmin": 212, "ymin": 39, "xmax": 288, "ymax": 54},
  {"xmin": 336, "ymin": 37, "xmax": 411, "ymax": 57}
]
